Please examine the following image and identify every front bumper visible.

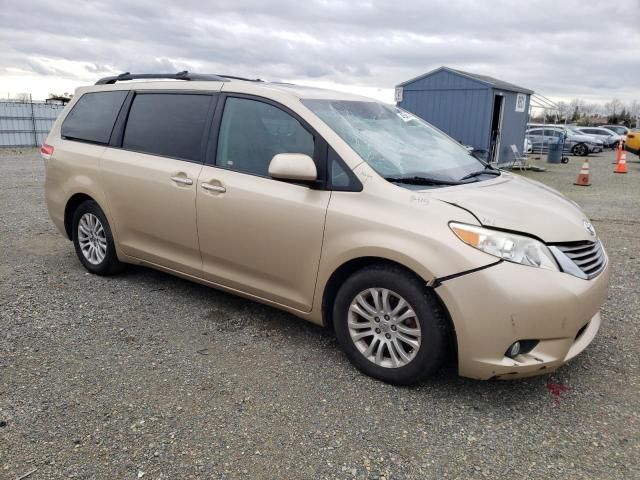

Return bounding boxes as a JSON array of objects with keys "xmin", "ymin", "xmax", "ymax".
[{"xmin": 436, "ymin": 258, "xmax": 610, "ymax": 380}]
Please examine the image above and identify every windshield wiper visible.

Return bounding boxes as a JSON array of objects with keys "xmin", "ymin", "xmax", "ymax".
[
  {"xmin": 459, "ymin": 166, "xmax": 501, "ymax": 181},
  {"xmin": 384, "ymin": 175, "xmax": 463, "ymax": 186}
]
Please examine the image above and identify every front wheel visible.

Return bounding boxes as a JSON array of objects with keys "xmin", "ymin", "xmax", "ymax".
[
  {"xmin": 72, "ymin": 200, "xmax": 124, "ymax": 275},
  {"xmin": 572, "ymin": 143, "xmax": 589, "ymax": 156},
  {"xmin": 333, "ymin": 265, "xmax": 450, "ymax": 385}
]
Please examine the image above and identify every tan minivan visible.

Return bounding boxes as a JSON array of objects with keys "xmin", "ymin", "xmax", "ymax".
[{"xmin": 43, "ymin": 72, "xmax": 610, "ymax": 385}]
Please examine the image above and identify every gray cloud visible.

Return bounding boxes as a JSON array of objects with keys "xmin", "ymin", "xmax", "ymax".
[{"xmin": 1, "ymin": 0, "xmax": 638, "ymax": 102}]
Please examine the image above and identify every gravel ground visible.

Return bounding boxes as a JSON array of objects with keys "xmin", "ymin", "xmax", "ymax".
[{"xmin": 1, "ymin": 148, "xmax": 638, "ymax": 479}]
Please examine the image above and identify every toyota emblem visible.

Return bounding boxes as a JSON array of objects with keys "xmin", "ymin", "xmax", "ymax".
[{"xmin": 583, "ymin": 220, "xmax": 596, "ymax": 237}]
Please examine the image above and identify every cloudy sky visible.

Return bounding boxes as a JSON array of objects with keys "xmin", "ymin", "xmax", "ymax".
[{"xmin": 1, "ymin": 0, "xmax": 638, "ymax": 105}]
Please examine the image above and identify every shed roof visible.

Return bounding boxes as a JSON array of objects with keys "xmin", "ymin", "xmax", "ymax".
[{"xmin": 397, "ymin": 66, "xmax": 534, "ymax": 94}]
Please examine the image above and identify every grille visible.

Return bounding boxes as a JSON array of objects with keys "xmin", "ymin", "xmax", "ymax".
[{"xmin": 555, "ymin": 240, "xmax": 606, "ymax": 279}]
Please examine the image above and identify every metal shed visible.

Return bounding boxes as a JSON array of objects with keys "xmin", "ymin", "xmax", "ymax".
[{"xmin": 395, "ymin": 67, "xmax": 533, "ymax": 165}]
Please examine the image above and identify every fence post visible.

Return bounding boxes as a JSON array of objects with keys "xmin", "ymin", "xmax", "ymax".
[{"xmin": 29, "ymin": 94, "xmax": 38, "ymax": 147}]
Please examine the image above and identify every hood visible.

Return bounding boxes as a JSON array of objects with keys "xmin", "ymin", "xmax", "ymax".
[{"xmin": 431, "ymin": 174, "xmax": 596, "ymax": 243}]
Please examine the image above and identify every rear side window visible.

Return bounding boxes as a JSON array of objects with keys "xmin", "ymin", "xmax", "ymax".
[
  {"xmin": 62, "ymin": 91, "xmax": 127, "ymax": 144},
  {"xmin": 123, "ymin": 94, "xmax": 212, "ymax": 162}
]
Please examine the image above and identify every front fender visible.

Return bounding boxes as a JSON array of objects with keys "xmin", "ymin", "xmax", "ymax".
[{"xmin": 310, "ymin": 189, "xmax": 498, "ymax": 324}]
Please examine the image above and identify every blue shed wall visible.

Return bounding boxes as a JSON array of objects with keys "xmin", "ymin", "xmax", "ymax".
[{"xmin": 398, "ymin": 70, "xmax": 492, "ymax": 151}]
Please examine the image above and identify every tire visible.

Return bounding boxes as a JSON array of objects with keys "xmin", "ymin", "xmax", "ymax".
[
  {"xmin": 333, "ymin": 265, "xmax": 450, "ymax": 385},
  {"xmin": 572, "ymin": 143, "xmax": 588, "ymax": 157},
  {"xmin": 72, "ymin": 200, "xmax": 124, "ymax": 275}
]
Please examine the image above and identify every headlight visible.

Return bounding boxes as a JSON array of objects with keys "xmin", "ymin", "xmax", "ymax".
[{"xmin": 449, "ymin": 222, "xmax": 559, "ymax": 271}]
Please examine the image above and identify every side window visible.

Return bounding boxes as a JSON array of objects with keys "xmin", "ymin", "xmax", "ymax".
[
  {"xmin": 216, "ymin": 97, "xmax": 314, "ymax": 176},
  {"xmin": 123, "ymin": 93, "xmax": 211, "ymax": 162},
  {"xmin": 61, "ymin": 91, "xmax": 127, "ymax": 144}
]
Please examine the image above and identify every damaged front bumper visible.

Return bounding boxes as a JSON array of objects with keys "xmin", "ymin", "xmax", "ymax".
[{"xmin": 435, "ymin": 259, "xmax": 610, "ymax": 380}]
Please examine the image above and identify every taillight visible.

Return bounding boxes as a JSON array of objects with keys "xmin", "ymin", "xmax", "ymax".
[{"xmin": 40, "ymin": 143, "xmax": 54, "ymax": 160}]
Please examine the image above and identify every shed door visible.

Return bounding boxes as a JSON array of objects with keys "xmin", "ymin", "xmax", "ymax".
[{"xmin": 489, "ymin": 94, "xmax": 505, "ymax": 163}]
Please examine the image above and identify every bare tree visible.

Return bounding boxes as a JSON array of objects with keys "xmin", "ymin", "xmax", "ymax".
[
  {"xmin": 581, "ymin": 103, "xmax": 601, "ymax": 117},
  {"xmin": 604, "ymin": 98, "xmax": 624, "ymax": 117},
  {"xmin": 15, "ymin": 93, "xmax": 32, "ymax": 103},
  {"xmin": 556, "ymin": 101, "xmax": 570, "ymax": 123}
]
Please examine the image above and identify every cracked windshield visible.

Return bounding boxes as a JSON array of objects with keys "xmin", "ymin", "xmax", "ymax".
[{"xmin": 303, "ymin": 99, "xmax": 499, "ymax": 187}]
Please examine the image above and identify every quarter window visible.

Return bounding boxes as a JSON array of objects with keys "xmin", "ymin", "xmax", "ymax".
[
  {"xmin": 62, "ymin": 91, "xmax": 127, "ymax": 144},
  {"xmin": 216, "ymin": 97, "xmax": 314, "ymax": 176},
  {"xmin": 123, "ymin": 93, "xmax": 212, "ymax": 162}
]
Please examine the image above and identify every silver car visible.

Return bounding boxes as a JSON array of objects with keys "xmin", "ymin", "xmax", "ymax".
[
  {"xmin": 565, "ymin": 127, "xmax": 604, "ymax": 153},
  {"xmin": 576, "ymin": 127, "xmax": 621, "ymax": 149},
  {"xmin": 526, "ymin": 127, "xmax": 600, "ymax": 156}
]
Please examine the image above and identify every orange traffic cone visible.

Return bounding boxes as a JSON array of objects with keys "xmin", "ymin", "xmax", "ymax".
[
  {"xmin": 614, "ymin": 141, "xmax": 624, "ymax": 164},
  {"xmin": 614, "ymin": 150, "xmax": 628, "ymax": 174},
  {"xmin": 574, "ymin": 159, "xmax": 592, "ymax": 186}
]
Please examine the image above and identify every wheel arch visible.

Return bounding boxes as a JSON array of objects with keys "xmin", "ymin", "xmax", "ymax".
[
  {"xmin": 64, "ymin": 193, "xmax": 96, "ymax": 239},
  {"xmin": 320, "ymin": 256, "xmax": 458, "ymax": 364}
]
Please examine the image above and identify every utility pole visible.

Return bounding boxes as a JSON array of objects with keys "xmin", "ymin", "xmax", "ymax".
[{"xmin": 29, "ymin": 93, "xmax": 38, "ymax": 147}]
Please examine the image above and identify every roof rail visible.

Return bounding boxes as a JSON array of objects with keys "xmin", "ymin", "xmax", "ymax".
[
  {"xmin": 216, "ymin": 75, "xmax": 263, "ymax": 82},
  {"xmin": 95, "ymin": 71, "xmax": 229, "ymax": 85}
]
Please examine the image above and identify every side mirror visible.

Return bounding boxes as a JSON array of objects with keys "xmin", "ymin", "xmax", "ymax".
[{"xmin": 268, "ymin": 153, "xmax": 317, "ymax": 182}]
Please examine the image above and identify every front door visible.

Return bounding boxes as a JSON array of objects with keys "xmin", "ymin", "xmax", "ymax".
[
  {"xmin": 100, "ymin": 92, "xmax": 215, "ymax": 275},
  {"xmin": 196, "ymin": 96, "xmax": 331, "ymax": 311}
]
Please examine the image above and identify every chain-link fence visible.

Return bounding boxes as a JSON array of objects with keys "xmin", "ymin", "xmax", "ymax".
[{"xmin": 0, "ymin": 100, "xmax": 65, "ymax": 147}]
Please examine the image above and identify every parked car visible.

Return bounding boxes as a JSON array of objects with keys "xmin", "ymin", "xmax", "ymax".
[
  {"xmin": 526, "ymin": 127, "xmax": 599, "ymax": 156},
  {"xmin": 524, "ymin": 137, "xmax": 532, "ymax": 153},
  {"xmin": 42, "ymin": 72, "xmax": 610, "ymax": 385},
  {"xmin": 576, "ymin": 127, "xmax": 622, "ymax": 149},
  {"xmin": 602, "ymin": 125, "xmax": 630, "ymax": 141},
  {"xmin": 625, "ymin": 129, "xmax": 640, "ymax": 158},
  {"xmin": 564, "ymin": 126, "xmax": 604, "ymax": 153}
]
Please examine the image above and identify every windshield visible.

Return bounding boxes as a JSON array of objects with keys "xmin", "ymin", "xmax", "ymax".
[{"xmin": 302, "ymin": 99, "xmax": 488, "ymax": 183}]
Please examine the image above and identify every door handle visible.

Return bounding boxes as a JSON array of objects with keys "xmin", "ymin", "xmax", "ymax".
[
  {"xmin": 201, "ymin": 183, "xmax": 226, "ymax": 193},
  {"xmin": 171, "ymin": 176, "xmax": 193, "ymax": 185}
]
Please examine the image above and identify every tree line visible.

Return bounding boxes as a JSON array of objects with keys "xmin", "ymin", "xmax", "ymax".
[{"xmin": 531, "ymin": 98, "xmax": 639, "ymax": 127}]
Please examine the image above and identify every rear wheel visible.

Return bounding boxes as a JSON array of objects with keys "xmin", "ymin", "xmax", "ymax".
[
  {"xmin": 72, "ymin": 200, "xmax": 123, "ymax": 275},
  {"xmin": 333, "ymin": 265, "xmax": 449, "ymax": 385}
]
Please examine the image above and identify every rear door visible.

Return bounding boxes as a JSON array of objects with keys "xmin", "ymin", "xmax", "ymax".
[
  {"xmin": 100, "ymin": 91, "xmax": 217, "ymax": 275},
  {"xmin": 195, "ymin": 95, "xmax": 331, "ymax": 311}
]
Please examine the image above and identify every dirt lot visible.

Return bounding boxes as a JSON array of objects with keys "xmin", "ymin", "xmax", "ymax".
[{"xmin": 1, "ymin": 148, "xmax": 639, "ymax": 479}]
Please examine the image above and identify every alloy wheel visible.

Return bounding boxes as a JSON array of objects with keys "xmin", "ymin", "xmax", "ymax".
[
  {"xmin": 348, "ymin": 288, "xmax": 422, "ymax": 368},
  {"xmin": 77, "ymin": 213, "xmax": 107, "ymax": 265}
]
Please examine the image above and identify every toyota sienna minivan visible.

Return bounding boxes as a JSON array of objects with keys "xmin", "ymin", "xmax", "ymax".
[{"xmin": 43, "ymin": 72, "xmax": 610, "ymax": 385}]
